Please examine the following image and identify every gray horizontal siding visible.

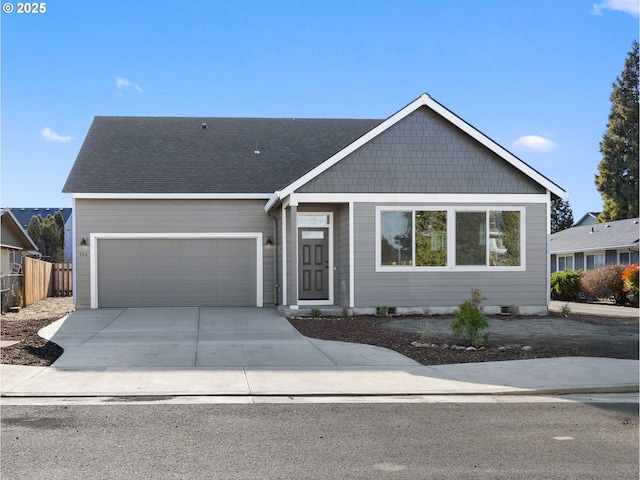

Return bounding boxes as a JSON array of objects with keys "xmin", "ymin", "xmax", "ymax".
[
  {"xmin": 352, "ymin": 202, "xmax": 548, "ymax": 308},
  {"xmin": 298, "ymin": 106, "xmax": 545, "ymax": 195},
  {"xmin": 74, "ymin": 199, "xmax": 275, "ymax": 308}
]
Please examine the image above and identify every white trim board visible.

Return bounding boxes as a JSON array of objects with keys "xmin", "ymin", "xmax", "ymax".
[
  {"xmin": 89, "ymin": 232, "xmax": 264, "ymax": 309},
  {"xmin": 75, "ymin": 193, "xmax": 272, "ymax": 200},
  {"xmin": 288, "ymin": 193, "xmax": 549, "ymax": 206}
]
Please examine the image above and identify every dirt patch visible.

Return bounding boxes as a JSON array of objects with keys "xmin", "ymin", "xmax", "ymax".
[
  {"xmin": 1, "ymin": 297, "xmax": 74, "ymax": 366},
  {"xmin": 288, "ymin": 312, "xmax": 639, "ymax": 366}
]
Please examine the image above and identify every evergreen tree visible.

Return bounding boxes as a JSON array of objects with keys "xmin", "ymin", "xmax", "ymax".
[
  {"xmin": 550, "ymin": 198, "xmax": 574, "ymax": 233},
  {"xmin": 595, "ymin": 40, "xmax": 639, "ymax": 222},
  {"xmin": 26, "ymin": 213, "xmax": 64, "ymax": 262}
]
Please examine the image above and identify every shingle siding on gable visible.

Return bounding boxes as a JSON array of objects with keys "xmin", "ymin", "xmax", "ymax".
[{"xmin": 297, "ymin": 107, "xmax": 545, "ymax": 195}]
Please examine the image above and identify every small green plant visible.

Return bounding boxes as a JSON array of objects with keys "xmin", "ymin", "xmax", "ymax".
[
  {"xmin": 377, "ymin": 305, "xmax": 389, "ymax": 316},
  {"xmin": 450, "ymin": 288, "xmax": 490, "ymax": 348},
  {"xmin": 310, "ymin": 308, "xmax": 322, "ymax": 318},
  {"xmin": 560, "ymin": 303, "xmax": 571, "ymax": 318}
]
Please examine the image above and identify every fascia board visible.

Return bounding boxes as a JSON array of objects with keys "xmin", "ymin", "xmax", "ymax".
[{"xmin": 73, "ymin": 193, "xmax": 273, "ymax": 200}]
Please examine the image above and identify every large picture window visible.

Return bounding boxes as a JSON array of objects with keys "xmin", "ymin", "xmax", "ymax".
[{"xmin": 377, "ymin": 207, "xmax": 524, "ymax": 271}]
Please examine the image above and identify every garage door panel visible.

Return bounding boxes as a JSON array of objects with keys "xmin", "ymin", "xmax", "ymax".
[{"xmin": 97, "ymin": 238, "xmax": 257, "ymax": 307}]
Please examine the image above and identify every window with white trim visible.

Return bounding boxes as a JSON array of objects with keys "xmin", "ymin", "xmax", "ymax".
[
  {"xmin": 585, "ymin": 253, "xmax": 605, "ymax": 270},
  {"xmin": 619, "ymin": 251, "xmax": 639, "ymax": 265},
  {"xmin": 377, "ymin": 207, "xmax": 523, "ymax": 270},
  {"xmin": 557, "ymin": 255, "xmax": 574, "ymax": 271}
]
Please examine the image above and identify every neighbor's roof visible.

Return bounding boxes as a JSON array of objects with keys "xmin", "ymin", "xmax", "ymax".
[
  {"xmin": 0, "ymin": 209, "xmax": 39, "ymax": 251},
  {"xmin": 62, "ymin": 116, "xmax": 382, "ymax": 194},
  {"xmin": 550, "ymin": 217, "xmax": 640, "ymax": 254},
  {"xmin": 8, "ymin": 208, "xmax": 72, "ymax": 229}
]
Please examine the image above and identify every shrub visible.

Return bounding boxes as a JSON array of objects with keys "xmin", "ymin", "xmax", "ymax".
[
  {"xmin": 550, "ymin": 270, "xmax": 583, "ymax": 301},
  {"xmin": 310, "ymin": 308, "xmax": 322, "ymax": 318},
  {"xmin": 622, "ymin": 263, "xmax": 639, "ymax": 305},
  {"xmin": 579, "ymin": 264, "xmax": 626, "ymax": 305},
  {"xmin": 377, "ymin": 305, "xmax": 389, "ymax": 316},
  {"xmin": 450, "ymin": 288, "xmax": 490, "ymax": 347}
]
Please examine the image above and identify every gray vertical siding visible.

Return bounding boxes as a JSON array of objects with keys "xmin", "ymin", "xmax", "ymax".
[
  {"xmin": 74, "ymin": 198, "xmax": 275, "ymax": 308},
  {"xmin": 297, "ymin": 107, "xmax": 545, "ymax": 195},
  {"xmin": 352, "ymin": 202, "xmax": 549, "ymax": 308}
]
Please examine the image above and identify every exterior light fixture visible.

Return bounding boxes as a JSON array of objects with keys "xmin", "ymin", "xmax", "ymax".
[
  {"xmin": 80, "ymin": 236, "xmax": 88, "ymax": 247},
  {"xmin": 266, "ymin": 236, "xmax": 273, "ymax": 246}
]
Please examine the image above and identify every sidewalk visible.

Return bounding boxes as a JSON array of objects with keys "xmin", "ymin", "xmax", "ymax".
[{"xmin": 2, "ymin": 356, "xmax": 637, "ymax": 398}]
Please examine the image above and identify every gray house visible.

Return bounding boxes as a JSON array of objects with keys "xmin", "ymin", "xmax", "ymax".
[
  {"xmin": 63, "ymin": 94, "xmax": 567, "ymax": 314},
  {"xmin": 550, "ymin": 217, "xmax": 639, "ymax": 272}
]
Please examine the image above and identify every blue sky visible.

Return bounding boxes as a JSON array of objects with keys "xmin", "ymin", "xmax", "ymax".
[{"xmin": 1, "ymin": 0, "xmax": 638, "ymax": 220}]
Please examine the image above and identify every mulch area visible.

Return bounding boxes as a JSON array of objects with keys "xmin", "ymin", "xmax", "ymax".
[
  {"xmin": 288, "ymin": 314, "xmax": 638, "ymax": 366},
  {"xmin": 1, "ymin": 297, "xmax": 74, "ymax": 366}
]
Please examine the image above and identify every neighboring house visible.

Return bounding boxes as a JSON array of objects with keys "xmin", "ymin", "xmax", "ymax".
[
  {"xmin": 574, "ymin": 212, "xmax": 600, "ymax": 227},
  {"xmin": 8, "ymin": 207, "xmax": 73, "ymax": 262},
  {"xmin": 1, "ymin": 209, "xmax": 39, "ymax": 311},
  {"xmin": 63, "ymin": 94, "xmax": 567, "ymax": 314},
  {"xmin": 550, "ymin": 217, "xmax": 640, "ymax": 272}
]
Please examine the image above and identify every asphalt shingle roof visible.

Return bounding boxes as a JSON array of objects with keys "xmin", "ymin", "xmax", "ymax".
[
  {"xmin": 62, "ymin": 116, "xmax": 383, "ymax": 194},
  {"xmin": 550, "ymin": 217, "xmax": 640, "ymax": 254},
  {"xmin": 7, "ymin": 208, "xmax": 72, "ymax": 229}
]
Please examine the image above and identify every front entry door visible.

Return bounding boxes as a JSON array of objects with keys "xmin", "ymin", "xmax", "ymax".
[{"xmin": 298, "ymin": 228, "xmax": 329, "ymax": 300}]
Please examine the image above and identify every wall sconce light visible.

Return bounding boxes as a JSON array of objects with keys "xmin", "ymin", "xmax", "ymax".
[
  {"xmin": 265, "ymin": 236, "xmax": 273, "ymax": 246},
  {"xmin": 80, "ymin": 236, "xmax": 88, "ymax": 247}
]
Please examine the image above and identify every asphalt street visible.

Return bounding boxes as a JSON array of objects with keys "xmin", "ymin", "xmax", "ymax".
[{"xmin": 2, "ymin": 402, "xmax": 638, "ymax": 479}]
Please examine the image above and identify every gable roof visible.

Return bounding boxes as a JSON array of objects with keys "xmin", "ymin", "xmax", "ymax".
[
  {"xmin": 266, "ymin": 94, "xmax": 567, "ymax": 210},
  {"xmin": 574, "ymin": 212, "xmax": 601, "ymax": 227},
  {"xmin": 0, "ymin": 209, "xmax": 38, "ymax": 251},
  {"xmin": 550, "ymin": 217, "xmax": 640, "ymax": 254},
  {"xmin": 7, "ymin": 208, "xmax": 72, "ymax": 229},
  {"xmin": 63, "ymin": 94, "xmax": 567, "ymax": 206},
  {"xmin": 63, "ymin": 117, "xmax": 382, "ymax": 195}
]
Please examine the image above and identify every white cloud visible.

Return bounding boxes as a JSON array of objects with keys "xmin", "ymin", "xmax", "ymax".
[
  {"xmin": 513, "ymin": 135, "xmax": 557, "ymax": 152},
  {"xmin": 40, "ymin": 127, "xmax": 73, "ymax": 143},
  {"xmin": 591, "ymin": 0, "xmax": 639, "ymax": 17},
  {"xmin": 115, "ymin": 76, "xmax": 143, "ymax": 93}
]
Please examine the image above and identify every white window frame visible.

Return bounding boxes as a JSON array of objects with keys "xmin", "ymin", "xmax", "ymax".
[
  {"xmin": 375, "ymin": 206, "xmax": 526, "ymax": 272},
  {"xmin": 556, "ymin": 254, "xmax": 574, "ymax": 272},
  {"xmin": 585, "ymin": 251, "xmax": 606, "ymax": 270},
  {"xmin": 619, "ymin": 250, "xmax": 639, "ymax": 265}
]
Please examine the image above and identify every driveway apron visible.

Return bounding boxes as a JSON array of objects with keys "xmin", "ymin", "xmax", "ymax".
[{"xmin": 44, "ymin": 307, "xmax": 420, "ymax": 369}]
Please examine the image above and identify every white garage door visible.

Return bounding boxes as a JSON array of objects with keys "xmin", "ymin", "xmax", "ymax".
[{"xmin": 97, "ymin": 238, "xmax": 257, "ymax": 307}]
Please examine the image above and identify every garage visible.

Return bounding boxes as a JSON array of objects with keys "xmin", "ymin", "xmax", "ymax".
[{"xmin": 95, "ymin": 237, "xmax": 258, "ymax": 308}]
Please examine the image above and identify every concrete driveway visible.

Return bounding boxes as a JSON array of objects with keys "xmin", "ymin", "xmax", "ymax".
[{"xmin": 41, "ymin": 307, "xmax": 420, "ymax": 369}]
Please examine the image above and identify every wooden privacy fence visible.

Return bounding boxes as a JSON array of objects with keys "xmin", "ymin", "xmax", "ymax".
[
  {"xmin": 23, "ymin": 258, "xmax": 72, "ymax": 306},
  {"xmin": 23, "ymin": 257, "xmax": 52, "ymax": 306},
  {"xmin": 52, "ymin": 263, "xmax": 72, "ymax": 297}
]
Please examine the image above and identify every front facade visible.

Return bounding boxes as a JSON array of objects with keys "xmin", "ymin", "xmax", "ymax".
[
  {"xmin": 64, "ymin": 95, "xmax": 566, "ymax": 314},
  {"xmin": 551, "ymin": 217, "xmax": 640, "ymax": 273}
]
